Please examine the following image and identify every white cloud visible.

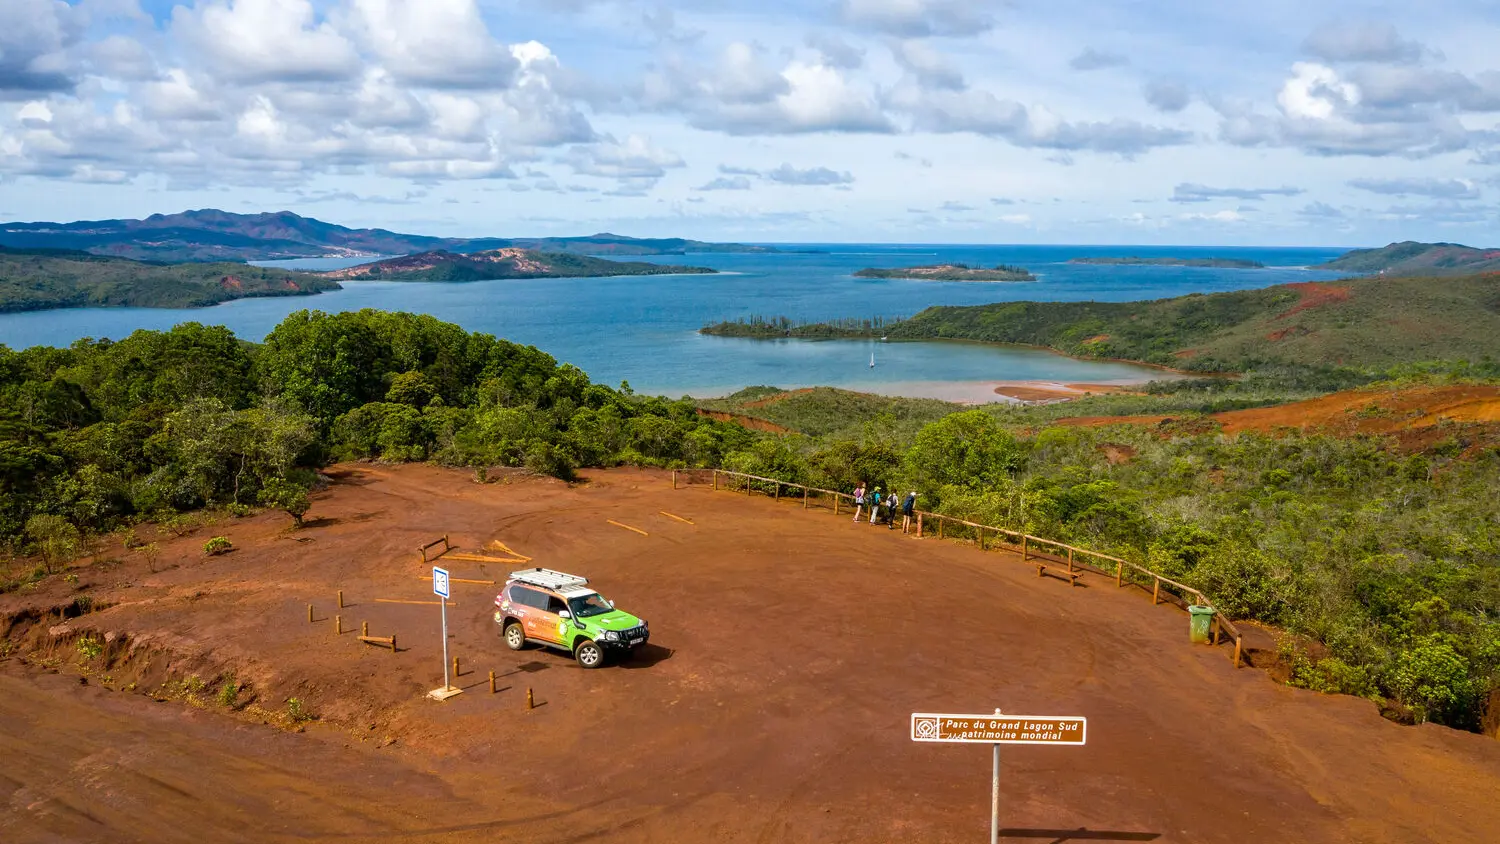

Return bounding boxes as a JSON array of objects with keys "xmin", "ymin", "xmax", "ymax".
[
  {"xmin": 1171, "ymin": 183, "xmax": 1303, "ymax": 203},
  {"xmin": 1348, "ymin": 177, "xmax": 1480, "ymax": 200},
  {"xmin": 172, "ymin": 0, "xmax": 360, "ymax": 84},
  {"xmin": 891, "ymin": 40, "xmax": 964, "ymax": 90},
  {"xmin": 0, "ymin": 0, "xmax": 86, "ymax": 98},
  {"xmin": 1304, "ymin": 21, "xmax": 1426, "ymax": 65},
  {"xmin": 839, "ymin": 0, "xmax": 1000, "ymax": 38},
  {"xmin": 1070, "ymin": 49, "xmax": 1129, "ymax": 72},
  {"xmin": 342, "ymin": 0, "xmax": 517, "ymax": 88},
  {"xmin": 567, "ymin": 134, "xmax": 684, "ymax": 181},
  {"xmin": 765, "ymin": 163, "xmax": 854, "ymax": 185}
]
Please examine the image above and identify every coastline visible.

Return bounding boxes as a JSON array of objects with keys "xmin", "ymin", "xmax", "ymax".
[{"xmin": 686, "ymin": 377, "xmax": 1165, "ymax": 405}]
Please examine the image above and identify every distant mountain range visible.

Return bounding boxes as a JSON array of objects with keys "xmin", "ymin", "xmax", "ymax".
[
  {"xmin": 1314, "ymin": 242, "xmax": 1500, "ymax": 275},
  {"xmin": 0, "ymin": 209, "xmax": 778, "ymax": 263},
  {"xmin": 320, "ymin": 249, "xmax": 716, "ymax": 281}
]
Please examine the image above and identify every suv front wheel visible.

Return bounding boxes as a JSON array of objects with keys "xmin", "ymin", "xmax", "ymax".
[
  {"xmin": 574, "ymin": 640, "xmax": 605, "ymax": 669},
  {"xmin": 503, "ymin": 621, "xmax": 526, "ymax": 651}
]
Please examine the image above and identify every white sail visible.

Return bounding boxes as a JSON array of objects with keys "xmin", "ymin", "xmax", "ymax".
[{"xmin": 869, "ymin": 351, "xmax": 876, "ymax": 368}]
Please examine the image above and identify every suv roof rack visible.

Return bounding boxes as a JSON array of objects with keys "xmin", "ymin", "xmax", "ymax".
[{"xmin": 507, "ymin": 567, "xmax": 590, "ymax": 592}]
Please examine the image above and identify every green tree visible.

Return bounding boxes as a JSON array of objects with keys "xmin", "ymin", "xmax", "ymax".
[
  {"xmin": 259, "ymin": 476, "xmax": 311, "ymax": 528},
  {"xmin": 25, "ymin": 514, "xmax": 81, "ymax": 573}
]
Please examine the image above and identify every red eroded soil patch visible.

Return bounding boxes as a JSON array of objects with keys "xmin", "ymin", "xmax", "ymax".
[
  {"xmin": 695, "ymin": 409, "xmax": 791, "ymax": 433},
  {"xmin": 2, "ymin": 464, "xmax": 1499, "ymax": 843},
  {"xmin": 1057, "ymin": 385, "xmax": 1500, "ymax": 452},
  {"xmin": 1275, "ymin": 281, "xmax": 1352, "ymax": 320},
  {"xmin": 218, "ymin": 275, "xmax": 244, "ymax": 291}
]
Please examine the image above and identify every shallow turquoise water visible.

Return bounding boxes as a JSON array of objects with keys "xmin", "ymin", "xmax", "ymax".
[{"xmin": 0, "ymin": 244, "xmax": 1349, "ymax": 397}]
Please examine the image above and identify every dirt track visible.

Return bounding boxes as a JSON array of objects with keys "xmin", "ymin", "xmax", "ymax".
[{"xmin": 4, "ymin": 465, "xmax": 1500, "ymax": 843}]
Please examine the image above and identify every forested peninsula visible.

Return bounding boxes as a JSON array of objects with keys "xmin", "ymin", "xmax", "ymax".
[
  {"xmin": 0, "ymin": 247, "xmax": 339, "ymax": 312},
  {"xmin": 321, "ymin": 248, "xmax": 715, "ymax": 281},
  {"xmin": 702, "ymin": 272, "xmax": 1500, "ymax": 373}
]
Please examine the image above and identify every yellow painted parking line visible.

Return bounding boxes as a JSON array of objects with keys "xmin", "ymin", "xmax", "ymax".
[
  {"xmin": 442, "ymin": 553, "xmax": 527, "ymax": 564},
  {"xmin": 487, "ymin": 540, "xmax": 532, "ymax": 560},
  {"xmin": 607, "ymin": 519, "xmax": 649, "ymax": 536},
  {"xmin": 659, "ymin": 511, "xmax": 695, "ymax": 525},
  {"xmin": 374, "ymin": 599, "xmax": 458, "ymax": 606}
]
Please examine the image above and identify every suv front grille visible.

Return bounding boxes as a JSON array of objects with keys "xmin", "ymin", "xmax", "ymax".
[{"xmin": 617, "ymin": 625, "xmax": 647, "ymax": 641}]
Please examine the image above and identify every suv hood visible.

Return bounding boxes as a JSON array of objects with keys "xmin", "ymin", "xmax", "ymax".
[{"xmin": 577, "ymin": 610, "xmax": 643, "ymax": 632}]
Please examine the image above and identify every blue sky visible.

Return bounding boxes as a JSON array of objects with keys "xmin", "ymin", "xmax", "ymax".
[{"xmin": 2, "ymin": 0, "xmax": 1497, "ymax": 245}]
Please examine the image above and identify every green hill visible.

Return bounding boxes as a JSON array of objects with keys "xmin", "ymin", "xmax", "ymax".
[
  {"xmin": 321, "ymin": 248, "xmax": 716, "ymax": 281},
  {"xmin": 704, "ymin": 274, "xmax": 1500, "ymax": 373},
  {"xmin": 1316, "ymin": 242, "xmax": 1500, "ymax": 275},
  {"xmin": 0, "ymin": 247, "xmax": 340, "ymax": 312}
]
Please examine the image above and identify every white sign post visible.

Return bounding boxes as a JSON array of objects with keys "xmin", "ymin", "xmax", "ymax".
[
  {"xmin": 426, "ymin": 567, "xmax": 462, "ymax": 701},
  {"xmin": 911, "ymin": 710, "xmax": 1087, "ymax": 843}
]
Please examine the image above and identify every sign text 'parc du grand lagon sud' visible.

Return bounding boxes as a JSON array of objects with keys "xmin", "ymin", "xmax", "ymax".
[{"xmin": 910, "ymin": 713, "xmax": 1087, "ymax": 746}]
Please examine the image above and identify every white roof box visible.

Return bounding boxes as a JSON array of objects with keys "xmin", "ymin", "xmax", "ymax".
[{"xmin": 507, "ymin": 568, "xmax": 589, "ymax": 592}]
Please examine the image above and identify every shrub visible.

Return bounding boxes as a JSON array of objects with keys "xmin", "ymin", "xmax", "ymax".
[
  {"xmin": 259, "ymin": 477, "xmax": 311, "ymax": 527},
  {"xmin": 76, "ymin": 636, "xmax": 103, "ymax": 661},
  {"xmin": 217, "ymin": 677, "xmax": 240, "ymax": 708},
  {"xmin": 203, "ymin": 536, "xmax": 232, "ymax": 556}
]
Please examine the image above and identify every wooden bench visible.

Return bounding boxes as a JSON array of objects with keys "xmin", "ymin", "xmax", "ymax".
[{"xmin": 1036, "ymin": 563, "xmax": 1083, "ymax": 587}]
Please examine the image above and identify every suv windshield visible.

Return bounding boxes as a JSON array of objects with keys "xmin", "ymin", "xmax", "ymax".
[{"xmin": 568, "ymin": 593, "xmax": 614, "ymax": 618}]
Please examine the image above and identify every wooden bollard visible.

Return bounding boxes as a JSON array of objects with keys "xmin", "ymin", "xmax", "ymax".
[
  {"xmin": 337, "ymin": 590, "xmax": 344, "ymax": 609},
  {"xmin": 307, "ymin": 604, "xmax": 314, "ymax": 623},
  {"xmin": 452, "ymin": 656, "xmax": 460, "ymax": 677},
  {"xmin": 335, "ymin": 615, "xmax": 342, "ymax": 634},
  {"xmin": 802, "ymin": 488, "xmax": 808, "ymax": 509},
  {"xmin": 1116, "ymin": 561, "xmax": 1123, "ymax": 587},
  {"xmin": 774, "ymin": 484, "xmax": 779, "ymax": 501},
  {"xmin": 938, "ymin": 518, "xmax": 943, "ymax": 539},
  {"xmin": 671, "ymin": 469, "xmax": 677, "ymax": 490},
  {"xmin": 1232, "ymin": 638, "xmax": 1242, "ymax": 668},
  {"xmin": 834, "ymin": 496, "xmax": 839, "ymax": 516},
  {"xmin": 712, "ymin": 470, "xmax": 718, "ymax": 491},
  {"xmin": 489, "ymin": 671, "xmax": 496, "ymax": 694},
  {"xmin": 389, "ymin": 634, "xmax": 397, "ymax": 653},
  {"xmin": 362, "ymin": 621, "xmax": 369, "ymax": 637},
  {"xmin": 527, "ymin": 687, "xmax": 534, "ymax": 710}
]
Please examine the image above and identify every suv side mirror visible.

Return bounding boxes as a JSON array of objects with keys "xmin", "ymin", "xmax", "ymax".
[{"xmin": 558, "ymin": 609, "xmax": 572, "ymax": 619}]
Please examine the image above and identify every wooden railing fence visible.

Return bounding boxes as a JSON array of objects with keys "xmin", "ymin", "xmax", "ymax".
[{"xmin": 676, "ymin": 468, "xmax": 1243, "ymax": 666}]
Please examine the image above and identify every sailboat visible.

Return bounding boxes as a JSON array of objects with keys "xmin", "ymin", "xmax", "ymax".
[{"xmin": 869, "ymin": 350, "xmax": 876, "ymax": 368}]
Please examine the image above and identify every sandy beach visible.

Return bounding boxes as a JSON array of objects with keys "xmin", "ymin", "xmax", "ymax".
[{"xmin": 841, "ymin": 379, "xmax": 1155, "ymax": 405}]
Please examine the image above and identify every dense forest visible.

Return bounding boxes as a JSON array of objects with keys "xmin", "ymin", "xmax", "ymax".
[{"xmin": 3, "ymin": 311, "xmax": 1498, "ymax": 731}]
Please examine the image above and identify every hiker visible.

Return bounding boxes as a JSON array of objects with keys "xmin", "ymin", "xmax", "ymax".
[
  {"xmin": 902, "ymin": 491, "xmax": 917, "ymax": 533},
  {"xmin": 852, "ymin": 483, "xmax": 866, "ymax": 522},
  {"xmin": 885, "ymin": 492, "xmax": 897, "ymax": 529},
  {"xmin": 869, "ymin": 487, "xmax": 882, "ymax": 524}
]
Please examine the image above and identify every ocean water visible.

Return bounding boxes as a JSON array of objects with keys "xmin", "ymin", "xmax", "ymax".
[{"xmin": 0, "ymin": 244, "xmax": 1350, "ymax": 398}]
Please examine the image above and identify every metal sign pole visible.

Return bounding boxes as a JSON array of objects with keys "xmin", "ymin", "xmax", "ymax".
[
  {"xmin": 441, "ymin": 597, "xmax": 450, "ymax": 691},
  {"xmin": 991, "ymin": 708, "xmax": 1002, "ymax": 844},
  {"xmin": 991, "ymin": 742, "xmax": 1000, "ymax": 844},
  {"xmin": 426, "ymin": 566, "xmax": 462, "ymax": 701}
]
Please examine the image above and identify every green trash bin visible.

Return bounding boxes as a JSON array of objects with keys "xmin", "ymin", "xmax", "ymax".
[{"xmin": 1188, "ymin": 605, "xmax": 1216, "ymax": 644}]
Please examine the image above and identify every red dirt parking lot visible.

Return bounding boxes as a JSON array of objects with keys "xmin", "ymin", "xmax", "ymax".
[{"xmin": 3, "ymin": 464, "xmax": 1499, "ymax": 843}]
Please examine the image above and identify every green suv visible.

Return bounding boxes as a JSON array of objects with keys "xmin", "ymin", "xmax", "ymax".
[{"xmin": 493, "ymin": 568, "xmax": 650, "ymax": 668}]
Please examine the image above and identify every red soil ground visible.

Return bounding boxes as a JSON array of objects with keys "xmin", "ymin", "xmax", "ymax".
[
  {"xmin": 3, "ymin": 465, "xmax": 1499, "ymax": 843},
  {"xmin": 1059, "ymin": 385, "xmax": 1500, "ymax": 452}
]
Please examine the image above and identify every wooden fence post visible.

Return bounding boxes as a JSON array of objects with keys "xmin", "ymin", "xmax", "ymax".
[
  {"xmin": 452, "ymin": 656, "xmax": 460, "ymax": 678},
  {"xmin": 307, "ymin": 604, "xmax": 313, "ymax": 623},
  {"xmin": 713, "ymin": 470, "xmax": 718, "ymax": 491},
  {"xmin": 1067, "ymin": 548, "xmax": 1075, "ymax": 573},
  {"xmin": 774, "ymin": 484, "xmax": 779, "ymax": 501},
  {"xmin": 337, "ymin": 590, "xmax": 345, "ymax": 609},
  {"xmin": 1232, "ymin": 637, "xmax": 1242, "ymax": 667},
  {"xmin": 362, "ymin": 621, "xmax": 369, "ymax": 637},
  {"xmin": 489, "ymin": 671, "xmax": 496, "ymax": 693},
  {"xmin": 937, "ymin": 517, "xmax": 944, "ymax": 539},
  {"xmin": 803, "ymin": 487, "xmax": 808, "ymax": 509},
  {"xmin": 1020, "ymin": 536, "xmax": 1028, "ymax": 562},
  {"xmin": 389, "ymin": 634, "xmax": 397, "ymax": 653},
  {"xmin": 1152, "ymin": 578, "xmax": 1161, "ymax": 606},
  {"xmin": 672, "ymin": 469, "xmax": 677, "ymax": 490},
  {"xmin": 978, "ymin": 527, "xmax": 985, "ymax": 550},
  {"xmin": 527, "ymin": 687, "xmax": 534, "ymax": 710},
  {"xmin": 917, "ymin": 514, "xmax": 923, "ymax": 538},
  {"xmin": 335, "ymin": 615, "xmax": 342, "ymax": 634},
  {"xmin": 1116, "ymin": 561, "xmax": 1123, "ymax": 588}
]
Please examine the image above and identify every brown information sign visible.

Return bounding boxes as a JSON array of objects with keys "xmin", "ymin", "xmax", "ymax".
[{"xmin": 910, "ymin": 713, "xmax": 1087, "ymax": 746}]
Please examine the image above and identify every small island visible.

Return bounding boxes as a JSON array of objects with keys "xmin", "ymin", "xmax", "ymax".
[
  {"xmin": 319, "ymin": 248, "xmax": 717, "ymax": 281},
  {"xmin": 853, "ymin": 263, "xmax": 1036, "ymax": 282},
  {"xmin": 1069, "ymin": 257, "xmax": 1265, "ymax": 269}
]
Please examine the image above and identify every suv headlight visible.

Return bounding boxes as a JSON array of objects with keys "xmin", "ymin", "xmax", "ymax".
[{"xmin": 601, "ymin": 630, "xmax": 619, "ymax": 641}]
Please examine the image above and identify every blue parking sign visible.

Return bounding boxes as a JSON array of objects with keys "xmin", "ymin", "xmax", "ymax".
[{"xmin": 432, "ymin": 566, "xmax": 450, "ymax": 599}]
